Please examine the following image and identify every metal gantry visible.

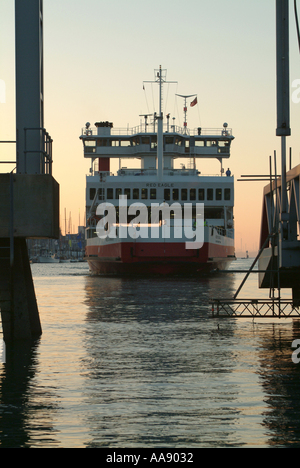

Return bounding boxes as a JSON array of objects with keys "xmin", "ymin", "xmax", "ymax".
[
  {"xmin": 211, "ymin": 0, "xmax": 300, "ymax": 319},
  {"xmin": 212, "ymin": 300, "xmax": 300, "ymax": 319}
]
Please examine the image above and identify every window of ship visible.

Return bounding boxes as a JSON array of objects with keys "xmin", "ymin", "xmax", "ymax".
[
  {"xmin": 107, "ymin": 188, "xmax": 113, "ymax": 200},
  {"xmin": 133, "ymin": 188, "xmax": 139, "ymax": 199},
  {"xmin": 98, "ymin": 188, "xmax": 105, "ymax": 200},
  {"xmin": 131, "ymin": 138, "xmax": 138, "ymax": 147},
  {"xmin": 141, "ymin": 137, "xmax": 150, "ymax": 145},
  {"xmin": 173, "ymin": 188, "xmax": 179, "ymax": 201},
  {"xmin": 90, "ymin": 188, "xmax": 96, "ymax": 200},
  {"xmin": 164, "ymin": 189, "xmax": 170, "ymax": 201},
  {"xmin": 206, "ymin": 140, "xmax": 217, "ymax": 147},
  {"xmin": 175, "ymin": 138, "xmax": 183, "ymax": 146},
  {"xmin": 120, "ymin": 140, "xmax": 131, "ymax": 147},
  {"xmin": 195, "ymin": 140, "xmax": 205, "ymax": 147},
  {"xmin": 150, "ymin": 188, "xmax": 157, "ymax": 200},
  {"xmin": 225, "ymin": 188, "xmax": 231, "ymax": 201},
  {"xmin": 204, "ymin": 207, "xmax": 224, "ymax": 219},
  {"xmin": 142, "ymin": 188, "xmax": 148, "ymax": 200},
  {"xmin": 165, "ymin": 137, "xmax": 174, "ymax": 145},
  {"xmin": 219, "ymin": 147, "xmax": 230, "ymax": 154},
  {"xmin": 85, "ymin": 141, "xmax": 96, "ymax": 153},
  {"xmin": 198, "ymin": 188, "xmax": 205, "ymax": 201},
  {"xmin": 116, "ymin": 188, "xmax": 122, "ymax": 199},
  {"xmin": 181, "ymin": 189, "xmax": 187, "ymax": 201},
  {"xmin": 125, "ymin": 188, "xmax": 131, "ymax": 199},
  {"xmin": 97, "ymin": 139, "xmax": 111, "ymax": 147},
  {"xmin": 151, "ymin": 136, "xmax": 157, "ymax": 150},
  {"xmin": 216, "ymin": 188, "xmax": 222, "ymax": 201},
  {"xmin": 190, "ymin": 188, "xmax": 196, "ymax": 201},
  {"xmin": 207, "ymin": 189, "xmax": 214, "ymax": 201}
]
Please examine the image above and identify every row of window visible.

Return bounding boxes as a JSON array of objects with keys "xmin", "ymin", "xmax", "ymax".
[
  {"xmin": 85, "ymin": 137, "xmax": 230, "ymax": 148},
  {"xmin": 89, "ymin": 187, "xmax": 231, "ymax": 202}
]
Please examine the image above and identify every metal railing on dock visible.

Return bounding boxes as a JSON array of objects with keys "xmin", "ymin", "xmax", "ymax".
[
  {"xmin": 1, "ymin": 130, "xmax": 53, "ymax": 175},
  {"xmin": 212, "ymin": 299, "xmax": 300, "ymax": 319},
  {"xmin": 210, "ymin": 230, "xmax": 299, "ymax": 319},
  {"xmin": 0, "ymin": 141, "xmax": 17, "ymax": 172},
  {"xmin": 24, "ymin": 128, "xmax": 53, "ymax": 175}
]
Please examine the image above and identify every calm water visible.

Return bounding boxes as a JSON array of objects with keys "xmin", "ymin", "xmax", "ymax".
[{"xmin": 1, "ymin": 258, "xmax": 300, "ymax": 448}]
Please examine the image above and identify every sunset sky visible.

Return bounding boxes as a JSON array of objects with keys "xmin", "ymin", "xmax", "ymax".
[{"xmin": 1, "ymin": 0, "xmax": 300, "ymax": 256}]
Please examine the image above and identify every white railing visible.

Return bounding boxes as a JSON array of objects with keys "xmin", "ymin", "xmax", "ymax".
[
  {"xmin": 88, "ymin": 167, "xmax": 226, "ymax": 178},
  {"xmin": 81, "ymin": 124, "xmax": 232, "ymax": 138},
  {"xmin": 116, "ymin": 168, "xmax": 199, "ymax": 177}
]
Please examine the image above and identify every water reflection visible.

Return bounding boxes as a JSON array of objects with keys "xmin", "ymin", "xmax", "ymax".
[
  {"xmin": 2, "ymin": 262, "xmax": 300, "ymax": 447},
  {"xmin": 0, "ymin": 341, "xmax": 59, "ymax": 447},
  {"xmin": 84, "ymin": 274, "xmax": 237, "ymax": 323},
  {"xmin": 82, "ymin": 274, "xmax": 248, "ymax": 448},
  {"xmin": 256, "ymin": 320, "xmax": 300, "ymax": 447}
]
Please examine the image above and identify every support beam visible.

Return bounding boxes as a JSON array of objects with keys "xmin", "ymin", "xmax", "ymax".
[
  {"xmin": 15, "ymin": 0, "xmax": 44, "ymax": 174},
  {"xmin": 276, "ymin": 0, "xmax": 291, "ymax": 138}
]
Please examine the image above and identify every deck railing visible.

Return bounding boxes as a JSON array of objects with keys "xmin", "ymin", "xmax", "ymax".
[
  {"xmin": 1, "ymin": 128, "xmax": 53, "ymax": 175},
  {"xmin": 82, "ymin": 125, "xmax": 233, "ymax": 138},
  {"xmin": 0, "ymin": 141, "xmax": 17, "ymax": 173}
]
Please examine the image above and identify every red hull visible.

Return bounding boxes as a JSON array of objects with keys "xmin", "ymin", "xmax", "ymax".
[{"xmin": 85, "ymin": 241, "xmax": 235, "ymax": 275}]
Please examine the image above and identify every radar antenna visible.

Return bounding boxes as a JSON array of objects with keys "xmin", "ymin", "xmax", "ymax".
[{"xmin": 176, "ymin": 94, "xmax": 197, "ymax": 133}]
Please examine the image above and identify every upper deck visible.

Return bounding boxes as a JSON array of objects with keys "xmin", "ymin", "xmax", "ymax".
[{"xmin": 80, "ymin": 121, "xmax": 234, "ymax": 160}]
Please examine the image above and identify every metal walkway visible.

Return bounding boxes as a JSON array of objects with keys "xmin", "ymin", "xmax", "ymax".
[{"xmin": 211, "ymin": 298, "xmax": 300, "ymax": 319}]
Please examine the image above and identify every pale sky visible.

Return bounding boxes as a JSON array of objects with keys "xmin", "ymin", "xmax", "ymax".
[{"xmin": 1, "ymin": 0, "xmax": 300, "ymax": 255}]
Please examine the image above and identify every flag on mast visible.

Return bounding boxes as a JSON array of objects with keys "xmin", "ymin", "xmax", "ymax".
[{"xmin": 190, "ymin": 97, "xmax": 197, "ymax": 107}]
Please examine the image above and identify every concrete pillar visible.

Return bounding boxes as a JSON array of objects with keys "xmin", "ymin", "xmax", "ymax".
[
  {"xmin": 0, "ymin": 238, "xmax": 42, "ymax": 342},
  {"xmin": 0, "ymin": 1, "xmax": 59, "ymax": 342}
]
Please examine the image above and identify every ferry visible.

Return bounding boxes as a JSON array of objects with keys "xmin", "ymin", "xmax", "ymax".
[{"xmin": 80, "ymin": 67, "xmax": 235, "ymax": 275}]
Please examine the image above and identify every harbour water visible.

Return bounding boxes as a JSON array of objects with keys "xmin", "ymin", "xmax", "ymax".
[{"xmin": 1, "ymin": 258, "xmax": 300, "ymax": 448}]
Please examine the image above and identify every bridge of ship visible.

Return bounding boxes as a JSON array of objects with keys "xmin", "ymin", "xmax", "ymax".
[{"xmin": 80, "ymin": 124, "xmax": 234, "ymax": 160}]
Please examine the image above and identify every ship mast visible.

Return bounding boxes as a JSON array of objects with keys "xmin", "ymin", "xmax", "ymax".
[
  {"xmin": 143, "ymin": 66, "xmax": 177, "ymax": 182},
  {"xmin": 157, "ymin": 66, "xmax": 164, "ymax": 182}
]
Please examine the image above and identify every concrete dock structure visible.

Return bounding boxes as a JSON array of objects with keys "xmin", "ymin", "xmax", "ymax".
[{"xmin": 0, "ymin": 0, "xmax": 59, "ymax": 341}]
